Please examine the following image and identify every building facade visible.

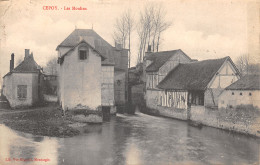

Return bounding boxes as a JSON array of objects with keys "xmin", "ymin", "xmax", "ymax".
[
  {"xmin": 57, "ymin": 29, "xmax": 128, "ymax": 114},
  {"xmin": 57, "ymin": 40, "xmax": 105, "ymax": 111},
  {"xmin": 218, "ymin": 74, "xmax": 260, "ymax": 108},
  {"xmin": 145, "ymin": 55, "xmax": 240, "ymax": 120},
  {"xmin": 2, "ymin": 50, "xmax": 42, "ymax": 108}
]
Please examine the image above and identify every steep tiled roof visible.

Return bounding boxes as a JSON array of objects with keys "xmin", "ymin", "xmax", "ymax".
[
  {"xmin": 59, "ymin": 40, "xmax": 106, "ymax": 61},
  {"xmin": 157, "ymin": 57, "xmax": 229, "ymax": 90},
  {"xmin": 226, "ymin": 74, "xmax": 260, "ymax": 90},
  {"xmin": 4, "ymin": 55, "xmax": 41, "ymax": 78},
  {"xmin": 145, "ymin": 49, "xmax": 191, "ymax": 72},
  {"xmin": 57, "ymin": 29, "xmax": 127, "ymax": 70}
]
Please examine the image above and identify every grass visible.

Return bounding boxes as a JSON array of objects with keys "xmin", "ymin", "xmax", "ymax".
[
  {"xmin": 0, "ymin": 106, "xmax": 80, "ymax": 137},
  {"xmin": 218, "ymin": 104, "xmax": 260, "ymax": 123}
]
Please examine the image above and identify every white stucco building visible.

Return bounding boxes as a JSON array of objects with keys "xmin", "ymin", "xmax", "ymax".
[
  {"xmin": 218, "ymin": 74, "xmax": 260, "ymax": 109},
  {"xmin": 57, "ymin": 39, "xmax": 106, "ymax": 111},
  {"xmin": 2, "ymin": 50, "xmax": 42, "ymax": 108}
]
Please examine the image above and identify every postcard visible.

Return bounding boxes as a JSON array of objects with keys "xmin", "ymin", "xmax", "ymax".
[{"xmin": 0, "ymin": 0, "xmax": 259, "ymax": 164}]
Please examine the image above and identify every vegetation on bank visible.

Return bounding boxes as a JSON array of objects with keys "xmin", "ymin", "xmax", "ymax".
[
  {"xmin": 218, "ymin": 104, "xmax": 260, "ymax": 124},
  {"xmin": 0, "ymin": 107, "xmax": 80, "ymax": 137}
]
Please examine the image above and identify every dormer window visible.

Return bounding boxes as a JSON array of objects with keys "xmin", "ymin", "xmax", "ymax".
[
  {"xmin": 79, "ymin": 50, "xmax": 87, "ymax": 60},
  {"xmin": 78, "ymin": 44, "xmax": 89, "ymax": 60}
]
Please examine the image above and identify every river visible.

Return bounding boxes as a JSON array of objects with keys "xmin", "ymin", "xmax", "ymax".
[{"xmin": 0, "ymin": 112, "xmax": 259, "ymax": 165}]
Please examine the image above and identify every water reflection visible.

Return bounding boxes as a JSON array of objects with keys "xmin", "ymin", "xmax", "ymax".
[
  {"xmin": 0, "ymin": 112, "xmax": 259, "ymax": 165},
  {"xmin": 0, "ymin": 124, "xmax": 59, "ymax": 165}
]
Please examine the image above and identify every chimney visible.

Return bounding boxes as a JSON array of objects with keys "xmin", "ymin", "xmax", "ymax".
[
  {"xmin": 144, "ymin": 45, "xmax": 152, "ymax": 60},
  {"xmin": 24, "ymin": 49, "xmax": 30, "ymax": 59},
  {"xmin": 10, "ymin": 53, "xmax": 14, "ymax": 72}
]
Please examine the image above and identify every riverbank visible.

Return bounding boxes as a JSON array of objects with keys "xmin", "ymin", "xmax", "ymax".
[
  {"xmin": 141, "ymin": 105, "xmax": 260, "ymax": 138},
  {"xmin": 0, "ymin": 106, "xmax": 81, "ymax": 137}
]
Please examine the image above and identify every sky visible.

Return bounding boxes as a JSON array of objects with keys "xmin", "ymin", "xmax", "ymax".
[{"xmin": 0, "ymin": 0, "xmax": 259, "ymax": 83}]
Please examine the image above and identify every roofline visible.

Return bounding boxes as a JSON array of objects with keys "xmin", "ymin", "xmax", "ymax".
[
  {"xmin": 205, "ymin": 56, "xmax": 240, "ymax": 90},
  {"xmin": 3, "ymin": 71, "xmax": 40, "ymax": 78},
  {"xmin": 157, "ymin": 64, "xmax": 183, "ymax": 89},
  {"xmin": 157, "ymin": 56, "xmax": 233, "ymax": 90},
  {"xmin": 56, "ymin": 29, "xmax": 77, "ymax": 50},
  {"xmin": 59, "ymin": 40, "xmax": 106, "ymax": 62},
  {"xmin": 56, "ymin": 29, "xmax": 115, "ymax": 50},
  {"xmin": 145, "ymin": 49, "xmax": 191, "ymax": 72},
  {"xmin": 225, "ymin": 88, "xmax": 260, "ymax": 90}
]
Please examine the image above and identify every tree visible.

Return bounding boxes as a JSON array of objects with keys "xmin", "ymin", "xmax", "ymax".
[
  {"xmin": 124, "ymin": 9, "xmax": 135, "ymax": 68},
  {"xmin": 235, "ymin": 54, "xmax": 260, "ymax": 76},
  {"xmin": 235, "ymin": 54, "xmax": 249, "ymax": 76},
  {"xmin": 113, "ymin": 14, "xmax": 127, "ymax": 49},
  {"xmin": 136, "ymin": 4, "xmax": 171, "ymax": 64},
  {"xmin": 44, "ymin": 57, "xmax": 58, "ymax": 75},
  {"xmin": 152, "ymin": 5, "xmax": 171, "ymax": 52},
  {"xmin": 113, "ymin": 10, "xmax": 135, "ymax": 68}
]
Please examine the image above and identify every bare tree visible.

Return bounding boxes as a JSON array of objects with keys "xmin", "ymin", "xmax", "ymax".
[
  {"xmin": 137, "ymin": 5, "xmax": 154, "ymax": 63},
  {"xmin": 124, "ymin": 10, "xmax": 135, "ymax": 68},
  {"xmin": 236, "ymin": 54, "xmax": 249, "ymax": 76},
  {"xmin": 136, "ymin": 4, "xmax": 171, "ymax": 63},
  {"xmin": 113, "ymin": 10, "xmax": 135, "ymax": 68},
  {"xmin": 153, "ymin": 6, "xmax": 171, "ymax": 52},
  {"xmin": 113, "ymin": 15, "xmax": 127, "ymax": 48},
  {"xmin": 44, "ymin": 57, "xmax": 58, "ymax": 75}
]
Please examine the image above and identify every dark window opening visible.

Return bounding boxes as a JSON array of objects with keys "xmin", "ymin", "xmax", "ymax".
[
  {"xmin": 188, "ymin": 91, "xmax": 204, "ymax": 106},
  {"xmin": 17, "ymin": 85, "xmax": 27, "ymax": 99},
  {"xmin": 240, "ymin": 92, "xmax": 242, "ymax": 96},
  {"xmin": 79, "ymin": 50, "xmax": 87, "ymax": 60},
  {"xmin": 249, "ymin": 92, "xmax": 252, "ymax": 96},
  {"xmin": 232, "ymin": 92, "xmax": 234, "ymax": 95}
]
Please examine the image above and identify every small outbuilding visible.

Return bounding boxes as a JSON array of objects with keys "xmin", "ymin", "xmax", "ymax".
[
  {"xmin": 2, "ymin": 49, "xmax": 43, "ymax": 108},
  {"xmin": 218, "ymin": 74, "xmax": 260, "ymax": 109}
]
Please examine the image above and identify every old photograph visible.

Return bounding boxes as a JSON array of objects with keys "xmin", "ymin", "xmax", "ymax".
[{"xmin": 0, "ymin": 0, "xmax": 260, "ymax": 164}]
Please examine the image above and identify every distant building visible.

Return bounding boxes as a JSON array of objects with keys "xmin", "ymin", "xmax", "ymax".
[
  {"xmin": 42, "ymin": 74, "xmax": 58, "ymax": 103},
  {"xmin": 145, "ymin": 52, "xmax": 240, "ymax": 119},
  {"xmin": 218, "ymin": 74, "xmax": 260, "ymax": 109},
  {"xmin": 2, "ymin": 49, "xmax": 43, "ymax": 108}
]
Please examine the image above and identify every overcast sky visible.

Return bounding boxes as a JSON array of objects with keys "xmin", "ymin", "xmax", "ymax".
[{"xmin": 0, "ymin": 0, "xmax": 259, "ymax": 80}]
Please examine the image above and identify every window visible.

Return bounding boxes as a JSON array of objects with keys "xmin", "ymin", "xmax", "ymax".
[
  {"xmin": 17, "ymin": 85, "xmax": 27, "ymax": 99},
  {"xmin": 249, "ymin": 92, "xmax": 252, "ymax": 96},
  {"xmin": 188, "ymin": 91, "xmax": 204, "ymax": 106},
  {"xmin": 79, "ymin": 50, "xmax": 87, "ymax": 60},
  {"xmin": 240, "ymin": 92, "xmax": 242, "ymax": 96},
  {"xmin": 78, "ymin": 44, "xmax": 89, "ymax": 60},
  {"xmin": 232, "ymin": 92, "xmax": 234, "ymax": 95}
]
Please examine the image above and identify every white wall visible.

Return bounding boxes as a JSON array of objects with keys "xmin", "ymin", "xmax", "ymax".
[
  {"xmin": 58, "ymin": 44, "xmax": 102, "ymax": 110},
  {"xmin": 3, "ymin": 73, "xmax": 38, "ymax": 108},
  {"xmin": 101, "ymin": 66, "xmax": 114, "ymax": 106},
  {"xmin": 205, "ymin": 59, "xmax": 240, "ymax": 107},
  {"xmin": 218, "ymin": 90, "xmax": 260, "ymax": 108},
  {"xmin": 208, "ymin": 60, "xmax": 239, "ymax": 89}
]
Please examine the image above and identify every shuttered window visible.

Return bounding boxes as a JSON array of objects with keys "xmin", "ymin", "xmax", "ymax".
[{"xmin": 17, "ymin": 85, "xmax": 27, "ymax": 99}]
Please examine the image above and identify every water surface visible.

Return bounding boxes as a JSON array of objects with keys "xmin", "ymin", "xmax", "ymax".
[{"xmin": 0, "ymin": 112, "xmax": 259, "ymax": 165}]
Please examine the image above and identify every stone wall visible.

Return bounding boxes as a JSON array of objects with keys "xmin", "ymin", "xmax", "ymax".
[{"xmin": 190, "ymin": 105, "xmax": 260, "ymax": 137}]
